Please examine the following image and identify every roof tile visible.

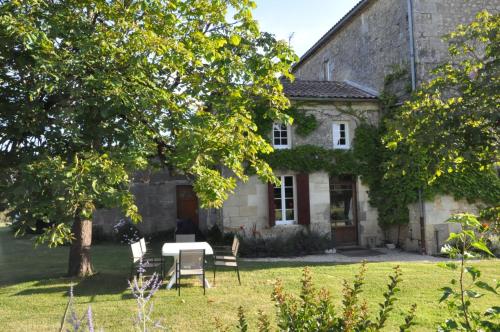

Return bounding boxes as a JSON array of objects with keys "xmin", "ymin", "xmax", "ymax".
[{"xmin": 282, "ymin": 80, "xmax": 377, "ymax": 100}]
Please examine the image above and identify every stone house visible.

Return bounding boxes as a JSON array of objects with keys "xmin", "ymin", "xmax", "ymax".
[{"xmin": 94, "ymin": 0, "xmax": 499, "ymax": 254}]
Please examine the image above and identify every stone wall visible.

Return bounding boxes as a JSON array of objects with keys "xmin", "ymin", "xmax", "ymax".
[
  {"xmin": 222, "ymin": 171, "xmax": 331, "ymax": 238},
  {"xmin": 292, "ymin": 101, "xmax": 379, "ymax": 148},
  {"xmin": 93, "ymin": 169, "xmax": 214, "ymax": 236},
  {"xmin": 357, "ymin": 179, "xmax": 383, "ymax": 247},
  {"xmin": 405, "ymin": 195, "xmax": 481, "ymax": 255},
  {"xmin": 413, "ymin": 0, "xmax": 500, "ymax": 84},
  {"xmin": 294, "ymin": 0, "xmax": 410, "ymax": 94}
]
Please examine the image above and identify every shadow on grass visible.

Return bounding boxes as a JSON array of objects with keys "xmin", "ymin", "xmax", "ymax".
[{"xmin": 13, "ymin": 272, "xmax": 129, "ymax": 297}]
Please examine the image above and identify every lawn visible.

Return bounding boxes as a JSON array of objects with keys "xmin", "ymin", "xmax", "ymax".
[{"xmin": 0, "ymin": 225, "xmax": 498, "ymax": 331}]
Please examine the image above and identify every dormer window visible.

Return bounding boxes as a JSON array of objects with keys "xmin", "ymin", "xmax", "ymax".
[
  {"xmin": 273, "ymin": 123, "xmax": 291, "ymax": 149},
  {"xmin": 333, "ymin": 122, "xmax": 349, "ymax": 149}
]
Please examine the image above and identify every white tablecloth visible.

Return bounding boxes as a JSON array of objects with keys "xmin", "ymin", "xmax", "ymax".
[
  {"xmin": 161, "ymin": 242, "xmax": 213, "ymax": 289},
  {"xmin": 162, "ymin": 242, "xmax": 214, "ymax": 256}
]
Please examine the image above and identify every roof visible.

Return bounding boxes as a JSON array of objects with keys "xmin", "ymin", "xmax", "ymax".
[
  {"xmin": 282, "ymin": 79, "xmax": 377, "ymax": 100},
  {"xmin": 293, "ymin": 0, "xmax": 373, "ymax": 71}
]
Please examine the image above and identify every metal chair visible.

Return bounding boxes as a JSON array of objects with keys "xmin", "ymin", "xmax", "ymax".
[
  {"xmin": 213, "ymin": 236, "xmax": 241, "ymax": 285},
  {"xmin": 175, "ymin": 234, "xmax": 196, "ymax": 242},
  {"xmin": 176, "ymin": 249, "xmax": 206, "ymax": 295},
  {"xmin": 130, "ymin": 241, "xmax": 163, "ymax": 278}
]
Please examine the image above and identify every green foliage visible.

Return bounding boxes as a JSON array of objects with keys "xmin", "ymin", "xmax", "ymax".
[
  {"xmin": 265, "ymin": 144, "xmax": 358, "ymax": 176},
  {"xmin": 353, "ymin": 12, "xmax": 500, "ymax": 228},
  {"xmin": 0, "ymin": 0, "xmax": 297, "ymax": 250},
  {"xmin": 238, "ymin": 230, "xmax": 332, "ymax": 258},
  {"xmin": 221, "ymin": 264, "xmax": 418, "ymax": 332},
  {"xmin": 253, "ymin": 104, "xmax": 318, "ymax": 139},
  {"xmin": 385, "ymin": 10, "xmax": 499, "ymax": 183},
  {"xmin": 438, "ymin": 213, "xmax": 499, "ymax": 331}
]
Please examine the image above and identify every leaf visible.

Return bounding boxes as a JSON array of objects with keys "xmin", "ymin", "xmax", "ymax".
[
  {"xmin": 438, "ymin": 262, "xmax": 458, "ymax": 270},
  {"xmin": 484, "ymin": 306, "xmax": 500, "ymax": 317},
  {"xmin": 439, "ymin": 287, "xmax": 454, "ymax": 302},
  {"xmin": 465, "ymin": 266, "xmax": 481, "ymax": 281},
  {"xmin": 475, "ymin": 281, "xmax": 497, "ymax": 294},
  {"xmin": 229, "ymin": 35, "xmax": 241, "ymax": 46},
  {"xmin": 464, "ymin": 290, "xmax": 483, "ymax": 298},
  {"xmin": 471, "ymin": 241, "xmax": 494, "ymax": 256}
]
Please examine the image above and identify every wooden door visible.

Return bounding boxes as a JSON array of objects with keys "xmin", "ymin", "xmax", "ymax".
[
  {"xmin": 176, "ymin": 185, "xmax": 199, "ymax": 225},
  {"xmin": 330, "ymin": 175, "xmax": 358, "ymax": 246}
]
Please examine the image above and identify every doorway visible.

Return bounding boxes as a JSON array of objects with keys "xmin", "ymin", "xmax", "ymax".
[
  {"xmin": 330, "ymin": 175, "xmax": 358, "ymax": 246},
  {"xmin": 176, "ymin": 185, "xmax": 199, "ymax": 225}
]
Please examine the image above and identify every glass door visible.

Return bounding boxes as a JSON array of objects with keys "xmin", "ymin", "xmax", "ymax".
[{"xmin": 330, "ymin": 175, "xmax": 358, "ymax": 246}]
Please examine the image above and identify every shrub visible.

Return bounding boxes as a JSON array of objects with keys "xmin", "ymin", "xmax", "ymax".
[
  {"xmin": 238, "ymin": 231, "xmax": 332, "ymax": 258},
  {"xmin": 438, "ymin": 213, "xmax": 499, "ymax": 332},
  {"xmin": 218, "ymin": 263, "xmax": 417, "ymax": 331},
  {"xmin": 113, "ymin": 218, "xmax": 141, "ymax": 244}
]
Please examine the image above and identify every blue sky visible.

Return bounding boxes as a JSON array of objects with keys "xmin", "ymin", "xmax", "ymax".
[{"xmin": 252, "ymin": 0, "xmax": 360, "ymax": 57}]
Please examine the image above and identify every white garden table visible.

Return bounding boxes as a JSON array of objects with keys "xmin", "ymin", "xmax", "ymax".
[{"xmin": 161, "ymin": 241, "xmax": 214, "ymax": 289}]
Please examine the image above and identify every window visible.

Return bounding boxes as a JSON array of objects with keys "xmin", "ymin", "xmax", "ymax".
[
  {"xmin": 333, "ymin": 122, "xmax": 349, "ymax": 149},
  {"xmin": 274, "ymin": 175, "xmax": 295, "ymax": 225},
  {"xmin": 272, "ymin": 123, "xmax": 291, "ymax": 149},
  {"xmin": 323, "ymin": 59, "xmax": 331, "ymax": 81}
]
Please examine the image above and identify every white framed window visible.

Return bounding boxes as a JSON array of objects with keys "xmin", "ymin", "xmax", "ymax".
[
  {"xmin": 272, "ymin": 123, "xmax": 291, "ymax": 149},
  {"xmin": 274, "ymin": 175, "xmax": 296, "ymax": 225},
  {"xmin": 333, "ymin": 122, "xmax": 350, "ymax": 149}
]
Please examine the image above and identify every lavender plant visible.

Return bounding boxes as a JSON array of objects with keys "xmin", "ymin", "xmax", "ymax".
[
  {"xmin": 128, "ymin": 268, "xmax": 166, "ymax": 331},
  {"xmin": 59, "ymin": 285, "xmax": 98, "ymax": 332},
  {"xmin": 61, "ymin": 259, "xmax": 166, "ymax": 331}
]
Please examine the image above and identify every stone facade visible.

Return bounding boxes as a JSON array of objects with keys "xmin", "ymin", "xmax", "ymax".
[
  {"xmin": 413, "ymin": 0, "xmax": 500, "ymax": 84},
  {"xmin": 406, "ymin": 196, "xmax": 480, "ymax": 255},
  {"xmin": 93, "ymin": 170, "xmax": 214, "ymax": 236},
  {"xmin": 222, "ymin": 100, "xmax": 381, "ymax": 244},
  {"xmin": 294, "ymin": 0, "xmax": 499, "ymax": 93},
  {"xmin": 295, "ymin": 0, "xmax": 410, "ymax": 93},
  {"xmin": 292, "ymin": 0, "xmax": 499, "ymax": 251}
]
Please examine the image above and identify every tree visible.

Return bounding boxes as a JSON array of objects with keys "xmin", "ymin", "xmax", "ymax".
[
  {"xmin": 0, "ymin": 0, "xmax": 296, "ymax": 276},
  {"xmin": 385, "ymin": 11, "xmax": 499, "ymax": 183}
]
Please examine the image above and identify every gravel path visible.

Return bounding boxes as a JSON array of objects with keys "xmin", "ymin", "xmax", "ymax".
[{"xmin": 242, "ymin": 248, "xmax": 450, "ymax": 263}]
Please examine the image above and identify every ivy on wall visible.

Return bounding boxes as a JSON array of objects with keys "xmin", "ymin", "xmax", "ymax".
[{"xmin": 252, "ymin": 72, "xmax": 499, "ymax": 228}]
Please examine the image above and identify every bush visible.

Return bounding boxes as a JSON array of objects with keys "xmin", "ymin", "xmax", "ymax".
[
  {"xmin": 113, "ymin": 219, "xmax": 141, "ymax": 244},
  {"xmin": 438, "ymin": 213, "xmax": 499, "ymax": 332},
  {"xmin": 217, "ymin": 263, "xmax": 417, "ymax": 331},
  {"xmin": 238, "ymin": 231, "xmax": 332, "ymax": 258}
]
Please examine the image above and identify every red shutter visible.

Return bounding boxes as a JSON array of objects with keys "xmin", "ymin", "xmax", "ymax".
[
  {"xmin": 267, "ymin": 182, "xmax": 276, "ymax": 227},
  {"xmin": 296, "ymin": 173, "xmax": 310, "ymax": 225}
]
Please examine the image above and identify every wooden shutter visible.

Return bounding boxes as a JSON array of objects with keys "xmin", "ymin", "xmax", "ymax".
[
  {"xmin": 267, "ymin": 182, "xmax": 275, "ymax": 227},
  {"xmin": 296, "ymin": 173, "xmax": 310, "ymax": 225}
]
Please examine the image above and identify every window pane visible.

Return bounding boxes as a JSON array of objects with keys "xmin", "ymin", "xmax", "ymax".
[
  {"xmin": 275, "ymin": 209, "xmax": 282, "ymax": 221},
  {"xmin": 285, "ymin": 198, "xmax": 294, "ymax": 209},
  {"xmin": 284, "ymin": 187, "xmax": 293, "ymax": 197},
  {"xmin": 274, "ymin": 187, "xmax": 281, "ymax": 198},
  {"xmin": 339, "ymin": 138, "xmax": 346, "ymax": 145},
  {"xmin": 286, "ymin": 209, "xmax": 294, "ymax": 220},
  {"xmin": 274, "ymin": 138, "xmax": 281, "ymax": 145},
  {"xmin": 280, "ymin": 138, "xmax": 288, "ymax": 145},
  {"xmin": 340, "ymin": 123, "xmax": 345, "ymax": 131},
  {"xmin": 274, "ymin": 198, "xmax": 282, "ymax": 209},
  {"xmin": 284, "ymin": 176, "xmax": 293, "ymax": 187},
  {"xmin": 280, "ymin": 124, "xmax": 287, "ymax": 131}
]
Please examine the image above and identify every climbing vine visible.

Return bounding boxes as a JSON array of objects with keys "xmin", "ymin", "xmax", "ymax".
[{"xmin": 252, "ymin": 62, "xmax": 499, "ymax": 228}]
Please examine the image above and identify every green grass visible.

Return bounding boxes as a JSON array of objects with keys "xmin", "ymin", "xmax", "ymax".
[{"xmin": 0, "ymin": 225, "xmax": 498, "ymax": 331}]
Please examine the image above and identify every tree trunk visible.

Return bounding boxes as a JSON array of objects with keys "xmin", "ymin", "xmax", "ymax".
[{"xmin": 67, "ymin": 217, "xmax": 94, "ymax": 277}]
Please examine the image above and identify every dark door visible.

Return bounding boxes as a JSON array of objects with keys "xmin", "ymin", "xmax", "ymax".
[
  {"xmin": 330, "ymin": 175, "xmax": 358, "ymax": 246},
  {"xmin": 176, "ymin": 185, "xmax": 199, "ymax": 225}
]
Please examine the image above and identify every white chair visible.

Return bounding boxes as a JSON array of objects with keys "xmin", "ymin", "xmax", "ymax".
[
  {"xmin": 175, "ymin": 234, "xmax": 196, "ymax": 242},
  {"xmin": 176, "ymin": 249, "xmax": 206, "ymax": 295},
  {"xmin": 130, "ymin": 241, "xmax": 163, "ymax": 277}
]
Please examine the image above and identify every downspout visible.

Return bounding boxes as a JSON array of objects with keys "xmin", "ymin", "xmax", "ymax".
[{"xmin": 407, "ymin": 0, "xmax": 426, "ymax": 254}]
